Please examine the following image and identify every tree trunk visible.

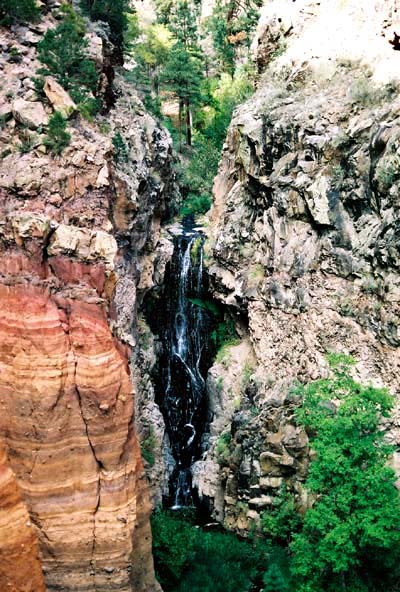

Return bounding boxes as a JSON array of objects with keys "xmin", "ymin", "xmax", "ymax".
[
  {"xmin": 185, "ymin": 98, "xmax": 192, "ymax": 147},
  {"xmin": 178, "ymin": 99, "xmax": 184, "ymax": 152}
]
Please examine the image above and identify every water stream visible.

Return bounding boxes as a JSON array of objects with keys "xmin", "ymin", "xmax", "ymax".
[{"xmin": 157, "ymin": 222, "xmax": 209, "ymax": 508}]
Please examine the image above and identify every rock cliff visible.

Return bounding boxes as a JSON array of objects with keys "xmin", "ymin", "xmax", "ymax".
[
  {"xmin": 194, "ymin": 0, "xmax": 400, "ymax": 532},
  {"xmin": 0, "ymin": 8, "xmax": 175, "ymax": 591}
]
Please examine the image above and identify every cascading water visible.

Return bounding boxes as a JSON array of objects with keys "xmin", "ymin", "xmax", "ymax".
[{"xmin": 155, "ymin": 222, "xmax": 209, "ymax": 508}]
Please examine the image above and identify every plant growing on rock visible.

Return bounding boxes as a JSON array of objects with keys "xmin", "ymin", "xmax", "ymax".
[
  {"xmin": 140, "ymin": 426, "xmax": 157, "ymax": 466},
  {"xmin": 44, "ymin": 111, "xmax": 71, "ymax": 155},
  {"xmin": 112, "ymin": 131, "xmax": 129, "ymax": 162},
  {"xmin": 261, "ymin": 486, "xmax": 302, "ymax": 546},
  {"xmin": 37, "ymin": 5, "xmax": 99, "ymax": 111},
  {"xmin": 215, "ymin": 430, "xmax": 232, "ymax": 465},
  {"xmin": 291, "ymin": 353, "xmax": 400, "ymax": 592},
  {"xmin": 0, "ymin": 0, "xmax": 39, "ymax": 26}
]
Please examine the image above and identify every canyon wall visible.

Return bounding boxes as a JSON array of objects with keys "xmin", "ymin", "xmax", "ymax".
[
  {"xmin": 0, "ymin": 10, "xmax": 175, "ymax": 591},
  {"xmin": 193, "ymin": 0, "xmax": 400, "ymax": 531}
]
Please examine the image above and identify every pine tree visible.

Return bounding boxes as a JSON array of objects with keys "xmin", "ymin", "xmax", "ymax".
[
  {"xmin": 80, "ymin": 0, "xmax": 137, "ymax": 62},
  {"xmin": 0, "ymin": 0, "xmax": 39, "ymax": 26},
  {"xmin": 44, "ymin": 111, "xmax": 71, "ymax": 155},
  {"xmin": 160, "ymin": 41, "xmax": 203, "ymax": 148},
  {"xmin": 207, "ymin": 0, "xmax": 262, "ymax": 75},
  {"xmin": 37, "ymin": 5, "xmax": 98, "ymax": 110}
]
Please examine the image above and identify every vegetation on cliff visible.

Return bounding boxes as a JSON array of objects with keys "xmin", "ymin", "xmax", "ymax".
[{"xmin": 0, "ymin": 0, "xmax": 39, "ymax": 25}]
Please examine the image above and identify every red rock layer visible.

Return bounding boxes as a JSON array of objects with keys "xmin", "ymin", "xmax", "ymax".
[
  {"xmin": 0, "ymin": 284, "xmax": 157, "ymax": 592},
  {"xmin": 0, "ymin": 441, "xmax": 46, "ymax": 592}
]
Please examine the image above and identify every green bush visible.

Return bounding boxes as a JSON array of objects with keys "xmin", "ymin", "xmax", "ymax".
[
  {"xmin": 112, "ymin": 131, "xmax": 129, "ymax": 162},
  {"xmin": 0, "ymin": 0, "xmax": 39, "ymax": 25},
  {"xmin": 44, "ymin": 111, "xmax": 71, "ymax": 155},
  {"xmin": 211, "ymin": 316, "xmax": 239, "ymax": 354},
  {"xmin": 215, "ymin": 430, "xmax": 231, "ymax": 465},
  {"xmin": 151, "ymin": 509, "xmax": 277, "ymax": 592},
  {"xmin": 37, "ymin": 5, "xmax": 98, "ymax": 109},
  {"xmin": 291, "ymin": 353, "xmax": 400, "ymax": 592},
  {"xmin": 262, "ymin": 563, "xmax": 288, "ymax": 592},
  {"xmin": 140, "ymin": 426, "xmax": 157, "ymax": 466},
  {"xmin": 261, "ymin": 487, "xmax": 302, "ymax": 545}
]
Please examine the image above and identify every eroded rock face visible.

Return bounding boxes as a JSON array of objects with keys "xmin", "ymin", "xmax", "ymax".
[
  {"xmin": 0, "ymin": 285, "xmax": 153, "ymax": 591},
  {"xmin": 0, "ymin": 441, "xmax": 46, "ymax": 592},
  {"xmin": 0, "ymin": 14, "xmax": 176, "ymax": 591},
  {"xmin": 196, "ymin": 0, "xmax": 400, "ymax": 532}
]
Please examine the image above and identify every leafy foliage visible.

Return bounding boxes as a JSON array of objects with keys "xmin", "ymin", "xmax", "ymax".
[
  {"xmin": 44, "ymin": 111, "xmax": 71, "ymax": 155},
  {"xmin": 151, "ymin": 509, "xmax": 276, "ymax": 592},
  {"xmin": 211, "ymin": 315, "xmax": 238, "ymax": 353},
  {"xmin": 37, "ymin": 5, "xmax": 98, "ymax": 109},
  {"xmin": 215, "ymin": 431, "xmax": 232, "ymax": 466},
  {"xmin": 0, "ymin": 0, "xmax": 39, "ymax": 26},
  {"xmin": 140, "ymin": 426, "xmax": 157, "ymax": 466},
  {"xmin": 262, "ymin": 563, "xmax": 289, "ymax": 592},
  {"xmin": 261, "ymin": 487, "xmax": 302, "ymax": 545},
  {"xmin": 291, "ymin": 354, "xmax": 400, "ymax": 592}
]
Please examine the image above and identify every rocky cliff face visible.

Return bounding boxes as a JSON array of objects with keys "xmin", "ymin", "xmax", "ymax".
[
  {"xmin": 0, "ymin": 10, "xmax": 175, "ymax": 592},
  {"xmin": 194, "ymin": 0, "xmax": 400, "ymax": 532}
]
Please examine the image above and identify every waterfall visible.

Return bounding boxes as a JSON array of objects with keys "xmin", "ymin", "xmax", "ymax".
[{"xmin": 158, "ymin": 222, "xmax": 208, "ymax": 508}]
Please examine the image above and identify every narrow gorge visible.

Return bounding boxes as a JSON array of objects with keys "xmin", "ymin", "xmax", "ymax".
[{"xmin": 1, "ymin": 0, "xmax": 400, "ymax": 591}]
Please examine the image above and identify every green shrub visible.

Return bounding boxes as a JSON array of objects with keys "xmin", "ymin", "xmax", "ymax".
[
  {"xmin": 141, "ymin": 426, "xmax": 157, "ymax": 466},
  {"xmin": 18, "ymin": 132, "xmax": 35, "ymax": 154},
  {"xmin": 261, "ymin": 487, "xmax": 302, "ymax": 545},
  {"xmin": 0, "ymin": 0, "xmax": 39, "ymax": 25},
  {"xmin": 151, "ymin": 509, "xmax": 197, "ymax": 588},
  {"xmin": 37, "ymin": 5, "xmax": 99, "ymax": 109},
  {"xmin": 291, "ymin": 353, "xmax": 400, "ymax": 592},
  {"xmin": 151, "ymin": 509, "xmax": 276, "ymax": 592},
  {"xmin": 44, "ymin": 111, "xmax": 71, "ymax": 155},
  {"xmin": 112, "ymin": 131, "xmax": 129, "ymax": 162},
  {"xmin": 262, "ymin": 563, "xmax": 288, "ymax": 592},
  {"xmin": 212, "ymin": 316, "xmax": 240, "ymax": 359},
  {"xmin": 215, "ymin": 430, "xmax": 231, "ymax": 465},
  {"xmin": 178, "ymin": 135, "xmax": 220, "ymax": 218}
]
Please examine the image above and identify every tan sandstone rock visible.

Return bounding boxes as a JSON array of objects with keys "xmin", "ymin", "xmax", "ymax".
[
  {"xmin": 12, "ymin": 98, "xmax": 49, "ymax": 129},
  {"xmin": 44, "ymin": 76, "xmax": 77, "ymax": 118}
]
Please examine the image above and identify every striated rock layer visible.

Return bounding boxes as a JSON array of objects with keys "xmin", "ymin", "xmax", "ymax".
[
  {"xmin": 0, "ymin": 285, "xmax": 154, "ymax": 591},
  {"xmin": 0, "ymin": 440, "xmax": 46, "ymax": 592},
  {"xmin": 0, "ymin": 13, "xmax": 175, "ymax": 590}
]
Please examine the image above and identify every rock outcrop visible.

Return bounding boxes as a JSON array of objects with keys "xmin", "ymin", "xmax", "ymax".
[
  {"xmin": 195, "ymin": 0, "xmax": 400, "ymax": 532},
  {"xmin": 0, "ymin": 10, "xmax": 176, "ymax": 592}
]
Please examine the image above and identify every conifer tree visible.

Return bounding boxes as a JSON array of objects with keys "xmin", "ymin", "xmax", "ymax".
[
  {"xmin": 160, "ymin": 41, "xmax": 203, "ymax": 148},
  {"xmin": 208, "ymin": 0, "xmax": 262, "ymax": 75},
  {"xmin": 37, "ymin": 5, "xmax": 98, "ymax": 111},
  {"xmin": 0, "ymin": 0, "xmax": 39, "ymax": 25}
]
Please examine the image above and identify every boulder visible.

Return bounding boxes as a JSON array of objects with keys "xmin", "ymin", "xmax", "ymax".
[
  {"xmin": 12, "ymin": 99, "xmax": 48, "ymax": 129},
  {"xmin": 43, "ymin": 77, "xmax": 77, "ymax": 118}
]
